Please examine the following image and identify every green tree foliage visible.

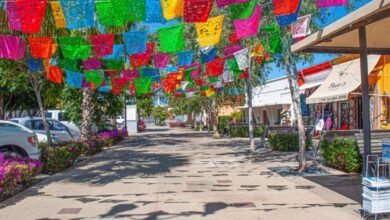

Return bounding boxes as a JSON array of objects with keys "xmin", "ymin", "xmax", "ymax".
[
  {"xmin": 152, "ymin": 106, "xmax": 169, "ymax": 126},
  {"xmin": 136, "ymin": 96, "xmax": 154, "ymax": 118}
]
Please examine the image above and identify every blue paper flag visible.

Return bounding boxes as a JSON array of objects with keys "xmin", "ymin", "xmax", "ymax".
[
  {"xmin": 201, "ymin": 47, "xmax": 217, "ymax": 63},
  {"xmin": 142, "ymin": 68, "xmax": 160, "ymax": 82},
  {"xmin": 66, "ymin": 71, "xmax": 84, "ymax": 88},
  {"xmin": 27, "ymin": 58, "xmax": 44, "ymax": 72},
  {"xmin": 59, "ymin": 0, "xmax": 95, "ymax": 30},
  {"xmin": 164, "ymin": 66, "xmax": 179, "ymax": 73},
  {"xmin": 275, "ymin": 1, "xmax": 301, "ymax": 27},
  {"xmin": 122, "ymin": 31, "xmax": 148, "ymax": 55},
  {"xmin": 177, "ymin": 50, "xmax": 193, "ymax": 67},
  {"xmin": 103, "ymin": 45, "xmax": 124, "ymax": 60},
  {"xmin": 145, "ymin": 0, "xmax": 166, "ymax": 23}
]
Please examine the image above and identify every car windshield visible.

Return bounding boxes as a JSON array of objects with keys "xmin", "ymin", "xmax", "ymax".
[{"xmin": 0, "ymin": 122, "xmax": 25, "ymax": 132}]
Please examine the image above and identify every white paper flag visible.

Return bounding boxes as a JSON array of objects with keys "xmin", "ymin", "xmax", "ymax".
[
  {"xmin": 223, "ymin": 62, "xmax": 234, "ymax": 83},
  {"xmin": 291, "ymin": 15, "xmax": 311, "ymax": 40},
  {"xmin": 233, "ymin": 48, "xmax": 249, "ymax": 71}
]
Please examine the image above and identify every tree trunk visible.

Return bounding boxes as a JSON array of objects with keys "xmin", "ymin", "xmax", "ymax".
[
  {"xmin": 245, "ymin": 78, "xmax": 255, "ymax": 151},
  {"xmin": 81, "ymin": 88, "xmax": 94, "ymax": 141},
  {"xmin": 211, "ymin": 99, "xmax": 220, "ymax": 138},
  {"xmin": 0, "ymin": 93, "xmax": 5, "ymax": 120},
  {"xmin": 29, "ymin": 73, "xmax": 53, "ymax": 146},
  {"xmin": 199, "ymin": 111, "xmax": 203, "ymax": 131},
  {"xmin": 285, "ymin": 55, "xmax": 307, "ymax": 172}
]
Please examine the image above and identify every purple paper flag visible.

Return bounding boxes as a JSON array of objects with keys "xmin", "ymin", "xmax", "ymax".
[
  {"xmin": 83, "ymin": 58, "xmax": 102, "ymax": 70},
  {"xmin": 153, "ymin": 53, "xmax": 170, "ymax": 68},
  {"xmin": 216, "ymin": 0, "xmax": 250, "ymax": 8},
  {"xmin": 123, "ymin": 70, "xmax": 140, "ymax": 81},
  {"xmin": 6, "ymin": 2, "xmax": 22, "ymax": 31},
  {"xmin": 0, "ymin": 35, "xmax": 26, "ymax": 60},
  {"xmin": 223, "ymin": 45, "xmax": 242, "ymax": 56}
]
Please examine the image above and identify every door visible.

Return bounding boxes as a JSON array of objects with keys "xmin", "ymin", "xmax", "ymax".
[{"xmin": 49, "ymin": 120, "xmax": 73, "ymax": 141}]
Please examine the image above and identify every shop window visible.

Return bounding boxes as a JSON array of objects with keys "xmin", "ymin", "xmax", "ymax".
[{"xmin": 340, "ymin": 102, "xmax": 350, "ymax": 130}]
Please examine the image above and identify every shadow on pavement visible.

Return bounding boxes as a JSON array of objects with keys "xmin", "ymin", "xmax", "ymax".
[{"xmin": 304, "ymin": 174, "xmax": 362, "ymax": 203}]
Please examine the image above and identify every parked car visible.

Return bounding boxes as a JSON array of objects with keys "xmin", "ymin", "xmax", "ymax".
[
  {"xmin": 44, "ymin": 110, "xmax": 81, "ymax": 139},
  {"xmin": 0, "ymin": 120, "xmax": 40, "ymax": 159},
  {"xmin": 10, "ymin": 117, "xmax": 77, "ymax": 142},
  {"xmin": 138, "ymin": 119, "xmax": 145, "ymax": 132}
]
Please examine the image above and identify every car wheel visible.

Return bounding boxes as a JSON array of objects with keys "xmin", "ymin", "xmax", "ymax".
[{"xmin": 0, "ymin": 146, "xmax": 26, "ymax": 159}]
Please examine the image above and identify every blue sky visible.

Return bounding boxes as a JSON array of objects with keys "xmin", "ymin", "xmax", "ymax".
[{"xmin": 266, "ymin": 0, "xmax": 372, "ymax": 79}]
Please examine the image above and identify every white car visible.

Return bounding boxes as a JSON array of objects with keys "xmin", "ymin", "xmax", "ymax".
[
  {"xmin": 0, "ymin": 121, "xmax": 40, "ymax": 160},
  {"xmin": 11, "ymin": 117, "xmax": 77, "ymax": 142},
  {"xmin": 116, "ymin": 116, "xmax": 125, "ymax": 125},
  {"xmin": 45, "ymin": 110, "xmax": 81, "ymax": 139}
]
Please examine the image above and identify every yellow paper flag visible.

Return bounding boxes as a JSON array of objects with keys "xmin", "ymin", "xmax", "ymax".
[
  {"xmin": 205, "ymin": 89, "xmax": 215, "ymax": 97},
  {"xmin": 160, "ymin": 0, "xmax": 184, "ymax": 20},
  {"xmin": 195, "ymin": 15, "xmax": 224, "ymax": 48},
  {"xmin": 50, "ymin": 2, "xmax": 67, "ymax": 28}
]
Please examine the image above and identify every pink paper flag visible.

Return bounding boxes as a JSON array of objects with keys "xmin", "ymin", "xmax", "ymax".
[
  {"xmin": 215, "ymin": 0, "xmax": 250, "ymax": 8},
  {"xmin": 317, "ymin": 0, "xmax": 348, "ymax": 8},
  {"xmin": 233, "ymin": 5, "xmax": 263, "ymax": 39},
  {"xmin": 0, "ymin": 36, "xmax": 26, "ymax": 60},
  {"xmin": 6, "ymin": 2, "xmax": 22, "ymax": 31},
  {"xmin": 291, "ymin": 15, "xmax": 311, "ymax": 42},
  {"xmin": 153, "ymin": 53, "xmax": 170, "ymax": 68},
  {"xmin": 123, "ymin": 70, "xmax": 140, "ymax": 81},
  {"xmin": 223, "ymin": 45, "xmax": 242, "ymax": 56},
  {"xmin": 185, "ymin": 62, "xmax": 201, "ymax": 78}
]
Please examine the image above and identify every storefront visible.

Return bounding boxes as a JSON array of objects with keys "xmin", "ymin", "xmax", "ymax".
[{"xmin": 305, "ymin": 55, "xmax": 381, "ymax": 130}]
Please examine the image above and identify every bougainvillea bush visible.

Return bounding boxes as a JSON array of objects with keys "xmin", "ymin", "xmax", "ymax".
[{"xmin": 0, "ymin": 153, "xmax": 42, "ymax": 199}]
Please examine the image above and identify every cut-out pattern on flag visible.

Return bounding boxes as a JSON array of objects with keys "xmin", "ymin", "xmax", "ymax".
[
  {"xmin": 27, "ymin": 37, "xmax": 53, "ymax": 59},
  {"xmin": 95, "ymin": 0, "xmax": 125, "ymax": 26},
  {"xmin": 112, "ymin": 0, "xmax": 146, "ymax": 22},
  {"xmin": 142, "ymin": 68, "xmax": 161, "ymax": 82},
  {"xmin": 123, "ymin": 31, "xmax": 148, "ymax": 55},
  {"xmin": 216, "ymin": 0, "xmax": 250, "ymax": 8},
  {"xmin": 195, "ymin": 15, "xmax": 224, "ymax": 47},
  {"xmin": 47, "ymin": 66, "xmax": 63, "ymax": 84},
  {"xmin": 146, "ymin": 0, "xmax": 166, "ymax": 23},
  {"xmin": 103, "ymin": 59, "xmax": 123, "ymax": 70},
  {"xmin": 111, "ymin": 77, "xmax": 130, "ymax": 95},
  {"xmin": 158, "ymin": 23, "xmax": 185, "ymax": 53},
  {"xmin": 291, "ymin": 14, "xmax": 311, "ymax": 42},
  {"xmin": 123, "ymin": 70, "xmax": 140, "ymax": 81},
  {"xmin": 50, "ymin": 2, "xmax": 67, "ymax": 28},
  {"xmin": 104, "ymin": 45, "xmax": 124, "ymax": 60},
  {"xmin": 183, "ymin": 62, "xmax": 201, "ymax": 78},
  {"xmin": 273, "ymin": 0, "xmax": 301, "ymax": 27},
  {"xmin": 0, "ymin": 36, "xmax": 25, "ymax": 60},
  {"xmin": 184, "ymin": 0, "xmax": 213, "ymax": 22},
  {"xmin": 6, "ymin": 2, "xmax": 22, "ymax": 31},
  {"xmin": 317, "ymin": 0, "xmax": 347, "ymax": 8},
  {"xmin": 200, "ymin": 47, "xmax": 217, "ymax": 63},
  {"xmin": 206, "ymin": 58, "xmax": 225, "ymax": 77},
  {"xmin": 66, "ymin": 71, "xmax": 84, "ymax": 88},
  {"xmin": 177, "ymin": 50, "xmax": 193, "ymax": 66},
  {"xmin": 28, "ymin": 58, "xmax": 44, "ymax": 72},
  {"xmin": 223, "ymin": 45, "xmax": 242, "ymax": 56},
  {"xmin": 58, "ymin": 37, "xmax": 91, "ymax": 60},
  {"xmin": 15, "ymin": 0, "xmax": 47, "ymax": 33},
  {"xmin": 160, "ymin": 0, "xmax": 184, "ymax": 20},
  {"xmin": 223, "ymin": 62, "xmax": 234, "ymax": 83},
  {"xmin": 234, "ymin": 5, "xmax": 262, "ymax": 39},
  {"xmin": 90, "ymin": 34, "xmax": 115, "ymax": 57},
  {"xmin": 83, "ymin": 58, "xmax": 101, "ymax": 70},
  {"xmin": 60, "ymin": 59, "xmax": 79, "ymax": 72},
  {"xmin": 59, "ymin": 0, "xmax": 95, "ymax": 30},
  {"xmin": 229, "ymin": 0, "xmax": 256, "ymax": 20},
  {"xmin": 153, "ymin": 53, "xmax": 170, "ymax": 68},
  {"xmin": 261, "ymin": 23, "xmax": 282, "ymax": 54},
  {"xmin": 234, "ymin": 48, "xmax": 249, "ymax": 70},
  {"xmin": 85, "ymin": 70, "xmax": 104, "ymax": 88},
  {"xmin": 135, "ymin": 77, "xmax": 152, "ymax": 95},
  {"xmin": 130, "ymin": 53, "xmax": 151, "ymax": 69}
]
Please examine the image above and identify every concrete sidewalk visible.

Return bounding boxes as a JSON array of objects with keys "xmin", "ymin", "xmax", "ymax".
[{"xmin": 0, "ymin": 127, "xmax": 361, "ymax": 219}]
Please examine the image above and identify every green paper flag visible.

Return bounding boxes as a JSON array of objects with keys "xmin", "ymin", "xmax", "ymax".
[
  {"xmin": 229, "ymin": 0, "xmax": 257, "ymax": 20},
  {"xmin": 59, "ymin": 59, "xmax": 79, "ymax": 72},
  {"xmin": 59, "ymin": 37, "xmax": 90, "ymax": 60},
  {"xmin": 200, "ymin": 85, "xmax": 209, "ymax": 91},
  {"xmin": 96, "ymin": 1, "xmax": 124, "ymax": 26},
  {"xmin": 103, "ymin": 59, "xmax": 123, "ymax": 70},
  {"xmin": 158, "ymin": 23, "xmax": 185, "ymax": 53},
  {"xmin": 135, "ymin": 77, "xmax": 152, "ymax": 95},
  {"xmin": 85, "ymin": 70, "xmax": 104, "ymax": 87},
  {"xmin": 209, "ymin": 76, "xmax": 219, "ymax": 83},
  {"xmin": 112, "ymin": 0, "xmax": 146, "ymax": 22},
  {"xmin": 227, "ymin": 58, "xmax": 240, "ymax": 71},
  {"xmin": 261, "ymin": 23, "xmax": 282, "ymax": 54},
  {"xmin": 183, "ymin": 67, "xmax": 198, "ymax": 81}
]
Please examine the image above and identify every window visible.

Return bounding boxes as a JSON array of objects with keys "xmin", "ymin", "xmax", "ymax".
[
  {"xmin": 0, "ymin": 123, "xmax": 24, "ymax": 132},
  {"xmin": 45, "ymin": 112, "xmax": 53, "ymax": 119},
  {"xmin": 50, "ymin": 120, "xmax": 67, "ymax": 131},
  {"xmin": 30, "ymin": 120, "xmax": 45, "ymax": 130},
  {"xmin": 58, "ymin": 113, "xmax": 69, "ymax": 122}
]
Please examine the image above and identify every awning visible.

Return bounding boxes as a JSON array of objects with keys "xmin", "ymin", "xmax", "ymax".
[
  {"xmin": 306, "ymin": 55, "xmax": 380, "ymax": 104},
  {"xmin": 252, "ymin": 77, "xmax": 292, "ymax": 107},
  {"xmin": 299, "ymin": 68, "xmax": 332, "ymax": 91},
  {"xmin": 291, "ymin": 0, "xmax": 390, "ymax": 54}
]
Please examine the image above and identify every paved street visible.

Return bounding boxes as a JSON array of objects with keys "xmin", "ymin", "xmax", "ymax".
[{"xmin": 0, "ymin": 128, "xmax": 361, "ymax": 220}]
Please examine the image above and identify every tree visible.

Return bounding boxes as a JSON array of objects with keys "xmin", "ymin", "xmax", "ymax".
[
  {"xmin": 136, "ymin": 96, "xmax": 154, "ymax": 120},
  {"xmin": 152, "ymin": 106, "xmax": 169, "ymax": 126}
]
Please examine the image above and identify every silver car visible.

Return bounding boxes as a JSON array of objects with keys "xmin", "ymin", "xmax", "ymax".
[
  {"xmin": 11, "ymin": 117, "xmax": 76, "ymax": 142},
  {"xmin": 0, "ymin": 121, "xmax": 40, "ymax": 159}
]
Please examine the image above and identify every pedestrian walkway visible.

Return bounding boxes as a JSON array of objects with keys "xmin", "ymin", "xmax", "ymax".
[{"xmin": 0, "ymin": 128, "xmax": 361, "ymax": 219}]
